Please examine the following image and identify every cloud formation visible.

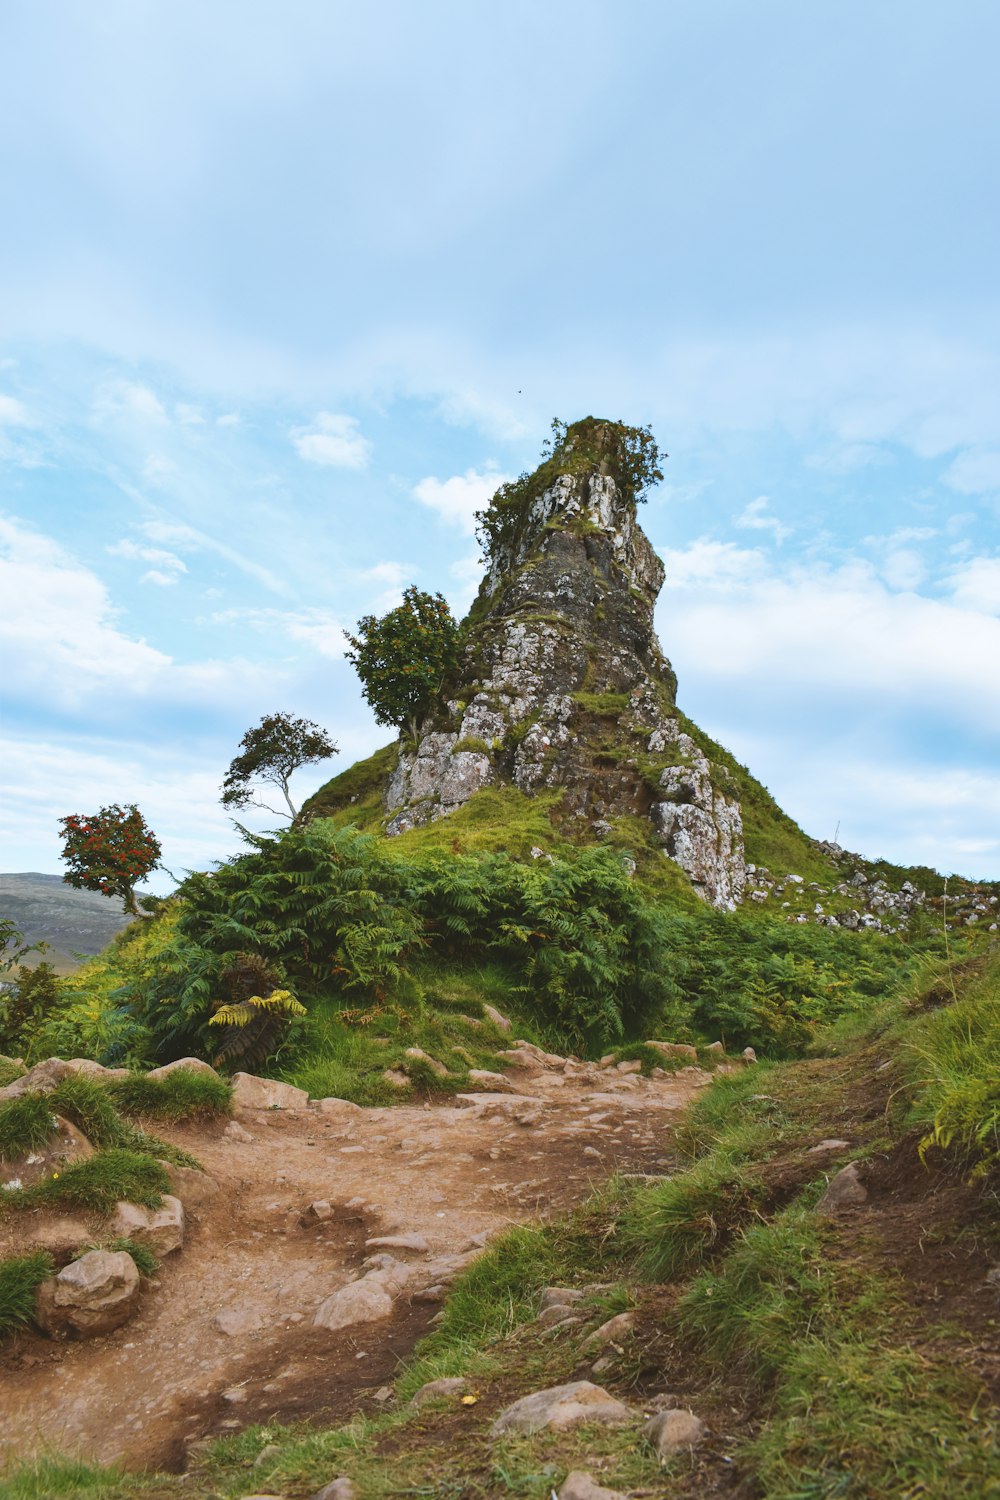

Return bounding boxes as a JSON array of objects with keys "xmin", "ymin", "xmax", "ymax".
[
  {"xmin": 413, "ymin": 466, "xmax": 507, "ymax": 536},
  {"xmin": 292, "ymin": 412, "xmax": 371, "ymax": 468}
]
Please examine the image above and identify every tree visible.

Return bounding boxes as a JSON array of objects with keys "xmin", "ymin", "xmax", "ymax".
[
  {"xmin": 221, "ymin": 711, "xmax": 338, "ymax": 820},
  {"xmin": 344, "ymin": 586, "xmax": 460, "ymax": 741},
  {"xmin": 58, "ymin": 804, "xmax": 162, "ymax": 916}
]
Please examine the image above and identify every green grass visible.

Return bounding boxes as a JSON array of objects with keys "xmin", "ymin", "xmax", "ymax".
[
  {"xmin": 0, "ymin": 1459, "xmax": 141, "ymax": 1500},
  {"xmin": 1, "ymin": 1149, "xmax": 170, "ymax": 1216},
  {"xmin": 0, "ymin": 1058, "xmax": 25, "ymax": 1089},
  {"xmin": 391, "ymin": 786, "xmax": 566, "ymax": 860},
  {"xmin": 100, "ymin": 1237, "xmax": 159, "ymax": 1278},
  {"xmin": 0, "ymin": 1251, "xmax": 53, "ymax": 1338},
  {"xmin": 0, "ymin": 1093, "xmax": 57, "ymax": 1161},
  {"xmin": 298, "ymin": 740, "xmax": 400, "ymax": 830},
  {"xmin": 106, "ymin": 1071, "xmax": 232, "ymax": 1121}
]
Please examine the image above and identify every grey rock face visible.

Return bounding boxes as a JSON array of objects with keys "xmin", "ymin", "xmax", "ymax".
[
  {"xmin": 382, "ymin": 430, "xmax": 746, "ymax": 908},
  {"xmin": 489, "ymin": 1379, "xmax": 633, "ymax": 1436},
  {"xmin": 111, "ymin": 1195, "xmax": 185, "ymax": 1255}
]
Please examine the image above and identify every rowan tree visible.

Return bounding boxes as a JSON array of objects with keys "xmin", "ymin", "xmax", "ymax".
[
  {"xmin": 221, "ymin": 711, "xmax": 338, "ymax": 819},
  {"xmin": 344, "ymin": 586, "xmax": 460, "ymax": 741},
  {"xmin": 58, "ymin": 804, "xmax": 162, "ymax": 916}
]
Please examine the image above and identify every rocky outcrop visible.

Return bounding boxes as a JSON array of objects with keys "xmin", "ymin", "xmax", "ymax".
[{"xmin": 383, "ymin": 419, "xmax": 746, "ymax": 908}]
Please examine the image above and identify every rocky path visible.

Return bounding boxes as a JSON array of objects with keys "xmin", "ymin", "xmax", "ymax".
[{"xmin": 0, "ymin": 1050, "xmax": 709, "ymax": 1472}]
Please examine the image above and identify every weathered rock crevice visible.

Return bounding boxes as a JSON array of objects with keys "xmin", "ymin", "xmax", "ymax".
[{"xmin": 383, "ymin": 420, "xmax": 746, "ymax": 909}]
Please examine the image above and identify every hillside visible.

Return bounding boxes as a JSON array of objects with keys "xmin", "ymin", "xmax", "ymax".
[{"xmin": 0, "ymin": 873, "xmax": 132, "ymax": 972}]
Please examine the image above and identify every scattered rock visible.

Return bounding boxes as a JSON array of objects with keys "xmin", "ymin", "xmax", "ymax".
[
  {"xmin": 807, "ymin": 1139, "xmax": 851, "ymax": 1155},
  {"xmin": 223, "ymin": 1119, "xmax": 253, "ymax": 1142},
  {"xmin": 253, "ymin": 1444, "xmax": 281, "ymax": 1468},
  {"xmin": 213, "ymin": 1306, "xmax": 267, "ymax": 1336},
  {"xmin": 615, "ymin": 1060, "xmax": 642, "ymax": 1075},
  {"xmin": 585, "ymin": 1311, "xmax": 634, "ymax": 1347},
  {"xmin": 301, "ymin": 1199, "xmax": 334, "ymax": 1226},
  {"xmin": 35, "ymin": 1249, "xmax": 140, "ymax": 1338},
  {"xmin": 314, "ymin": 1096, "xmax": 364, "ymax": 1116},
  {"xmin": 816, "ymin": 1161, "xmax": 868, "ymax": 1214},
  {"xmin": 382, "ymin": 1069, "xmax": 410, "ymax": 1089},
  {"xmin": 558, "ymin": 1473, "xmax": 626, "ymax": 1500},
  {"xmin": 403, "ymin": 1047, "xmax": 448, "ymax": 1078},
  {"xmin": 111, "ymin": 1195, "xmax": 185, "ymax": 1255},
  {"xmin": 535, "ymin": 1303, "xmax": 582, "ymax": 1329},
  {"xmin": 231, "ymin": 1073, "xmax": 308, "ymax": 1110},
  {"xmin": 410, "ymin": 1376, "xmax": 468, "ymax": 1407},
  {"xmin": 539, "ymin": 1286, "xmax": 584, "ymax": 1312},
  {"xmin": 366, "ymin": 1232, "xmax": 429, "ymax": 1253},
  {"xmin": 644, "ymin": 1407, "xmax": 706, "ymax": 1455},
  {"xmin": 706, "ymin": 1041, "xmax": 725, "ymax": 1056},
  {"xmin": 146, "ymin": 1057, "xmax": 219, "ymax": 1080},
  {"xmin": 467, "ymin": 1069, "xmax": 517, "ymax": 1092},
  {"xmin": 645, "ymin": 1041, "xmax": 698, "ymax": 1062},
  {"xmin": 313, "ymin": 1275, "xmax": 394, "ymax": 1332},
  {"xmin": 742, "ymin": 1046, "xmax": 758, "ymax": 1064},
  {"xmin": 24, "ymin": 1216, "xmax": 92, "ymax": 1264},
  {"xmin": 490, "ymin": 1381, "xmax": 633, "ymax": 1436},
  {"xmin": 482, "ymin": 1003, "xmax": 512, "ymax": 1032},
  {"xmin": 63, "ymin": 1058, "xmax": 131, "ymax": 1080},
  {"xmin": 310, "ymin": 1481, "xmax": 358, "ymax": 1500},
  {"xmin": 162, "ymin": 1163, "xmax": 220, "ymax": 1207}
]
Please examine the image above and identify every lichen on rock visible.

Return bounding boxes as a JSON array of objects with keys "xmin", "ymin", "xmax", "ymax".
[{"xmin": 382, "ymin": 418, "xmax": 746, "ymax": 908}]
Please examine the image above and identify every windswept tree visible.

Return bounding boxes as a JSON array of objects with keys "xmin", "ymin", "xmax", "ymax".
[
  {"xmin": 58, "ymin": 804, "xmax": 162, "ymax": 916},
  {"xmin": 345, "ymin": 586, "xmax": 460, "ymax": 741},
  {"xmin": 221, "ymin": 711, "xmax": 339, "ymax": 820}
]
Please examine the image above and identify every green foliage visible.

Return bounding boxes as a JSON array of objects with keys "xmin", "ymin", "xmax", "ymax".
[
  {"xmin": 0, "ymin": 916, "xmax": 37, "ymax": 974},
  {"xmin": 106, "ymin": 1070, "xmax": 232, "ymax": 1122},
  {"xmin": 99, "ymin": 1237, "xmax": 159, "ymax": 1277},
  {"xmin": 299, "ymin": 740, "xmax": 399, "ymax": 828},
  {"xmin": 0, "ymin": 962, "xmax": 63, "ymax": 1055},
  {"xmin": 475, "ymin": 416, "xmax": 665, "ymax": 563},
  {"xmin": 900, "ymin": 957, "xmax": 1000, "ymax": 1174},
  {"xmin": 0, "ymin": 1057, "xmax": 24, "ymax": 1089},
  {"xmin": 208, "ymin": 988, "xmax": 307, "ymax": 1070},
  {"xmin": 0, "ymin": 1093, "xmax": 57, "ymax": 1161},
  {"xmin": 0, "ymin": 1251, "xmax": 53, "ymax": 1339},
  {"xmin": 221, "ymin": 710, "xmax": 338, "ymax": 819},
  {"xmin": 626, "ymin": 1149, "xmax": 766, "ymax": 1280},
  {"xmin": 2, "ymin": 1149, "xmax": 169, "ymax": 1215},
  {"xmin": 58, "ymin": 803, "xmax": 161, "ymax": 916},
  {"xmin": 344, "ymin": 586, "xmax": 460, "ymax": 738}
]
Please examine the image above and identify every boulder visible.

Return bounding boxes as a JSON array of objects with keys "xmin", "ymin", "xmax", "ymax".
[
  {"xmin": 5, "ymin": 1116, "xmax": 94, "ymax": 1190},
  {"xmin": 645, "ymin": 1041, "xmax": 698, "ymax": 1063},
  {"xmin": 310, "ymin": 1481, "xmax": 358, "ymax": 1500},
  {"xmin": 558, "ymin": 1474, "xmax": 626, "ymax": 1500},
  {"xmin": 214, "ymin": 1305, "xmax": 267, "ymax": 1336},
  {"xmin": 482, "ymin": 1003, "xmax": 512, "ymax": 1032},
  {"xmin": 224, "ymin": 1119, "xmax": 253, "ymax": 1142},
  {"xmin": 147, "ymin": 1057, "xmax": 219, "ymax": 1080},
  {"xmin": 403, "ymin": 1047, "xmax": 448, "ymax": 1078},
  {"xmin": 301, "ymin": 1199, "xmax": 334, "ymax": 1226},
  {"xmin": 111, "ymin": 1195, "xmax": 185, "ymax": 1255},
  {"xmin": 585, "ymin": 1311, "xmax": 634, "ymax": 1347},
  {"xmin": 742, "ymin": 1046, "xmax": 758, "ymax": 1064},
  {"xmin": 644, "ymin": 1407, "xmax": 706, "ymax": 1455},
  {"xmin": 467, "ymin": 1069, "xmax": 518, "ymax": 1092},
  {"xmin": 0, "ymin": 1056, "xmax": 75, "ymax": 1100},
  {"xmin": 490, "ymin": 1381, "xmax": 633, "ymax": 1437},
  {"xmin": 231, "ymin": 1073, "xmax": 308, "ymax": 1110},
  {"xmin": 314, "ymin": 1096, "xmax": 365, "ymax": 1116},
  {"xmin": 410, "ymin": 1376, "xmax": 468, "ymax": 1408},
  {"xmin": 706, "ymin": 1041, "xmax": 725, "ymax": 1056},
  {"xmin": 35, "ymin": 1249, "xmax": 140, "ymax": 1337},
  {"xmin": 816, "ymin": 1161, "xmax": 868, "ymax": 1214},
  {"xmin": 25, "ymin": 1216, "xmax": 93, "ymax": 1265},
  {"xmin": 163, "ymin": 1163, "xmax": 220, "ymax": 1207},
  {"xmin": 313, "ymin": 1274, "xmax": 394, "ymax": 1332},
  {"xmin": 63, "ymin": 1058, "xmax": 131, "ymax": 1080}
]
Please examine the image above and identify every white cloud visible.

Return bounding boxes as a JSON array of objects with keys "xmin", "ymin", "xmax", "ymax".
[
  {"xmin": 661, "ymin": 539, "xmax": 767, "ymax": 591},
  {"xmin": 413, "ymin": 466, "xmax": 508, "ymax": 536},
  {"xmin": 211, "ymin": 605, "xmax": 348, "ymax": 660},
  {"xmin": 0, "ymin": 394, "xmax": 30, "ymax": 425},
  {"xmin": 216, "ymin": 413, "xmax": 240, "ymax": 427},
  {"xmin": 657, "ymin": 541, "xmax": 1000, "ymax": 734},
  {"xmin": 449, "ymin": 552, "xmax": 484, "ymax": 613},
  {"xmin": 735, "ymin": 495, "xmax": 791, "ymax": 543},
  {"xmin": 107, "ymin": 538, "xmax": 187, "ymax": 576},
  {"xmin": 881, "ymin": 548, "xmax": 926, "ymax": 591},
  {"xmin": 946, "ymin": 556, "xmax": 1000, "ymax": 614},
  {"xmin": 292, "ymin": 412, "xmax": 371, "ymax": 468},
  {"xmin": 93, "ymin": 380, "xmax": 169, "ymax": 424},
  {"xmin": 175, "ymin": 403, "xmax": 205, "ymax": 425},
  {"xmin": 141, "ymin": 569, "xmax": 181, "ymax": 587},
  {"xmin": 943, "ymin": 447, "xmax": 1000, "ymax": 495},
  {"xmin": 136, "ymin": 518, "xmax": 286, "ymax": 594}
]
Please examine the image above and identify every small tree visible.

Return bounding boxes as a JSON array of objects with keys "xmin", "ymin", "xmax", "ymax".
[
  {"xmin": 58, "ymin": 804, "xmax": 162, "ymax": 916},
  {"xmin": 344, "ymin": 586, "xmax": 460, "ymax": 741},
  {"xmin": 221, "ymin": 711, "xmax": 338, "ymax": 820}
]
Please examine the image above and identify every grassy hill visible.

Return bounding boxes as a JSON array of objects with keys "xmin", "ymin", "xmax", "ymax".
[{"xmin": 0, "ymin": 874, "xmax": 133, "ymax": 974}]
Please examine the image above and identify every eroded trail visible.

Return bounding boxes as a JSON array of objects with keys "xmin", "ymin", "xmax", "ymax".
[{"xmin": 0, "ymin": 1059, "xmax": 708, "ymax": 1471}]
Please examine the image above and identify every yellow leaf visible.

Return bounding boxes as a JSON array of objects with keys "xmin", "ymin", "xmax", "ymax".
[{"xmin": 460, "ymin": 1393, "xmax": 479, "ymax": 1406}]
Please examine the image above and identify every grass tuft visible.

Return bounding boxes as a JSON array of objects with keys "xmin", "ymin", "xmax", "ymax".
[
  {"xmin": 2, "ymin": 1149, "xmax": 170, "ymax": 1216},
  {"xmin": 0, "ymin": 1251, "xmax": 53, "ymax": 1338},
  {"xmin": 0, "ymin": 1093, "xmax": 58, "ymax": 1161},
  {"xmin": 106, "ymin": 1071, "xmax": 232, "ymax": 1121}
]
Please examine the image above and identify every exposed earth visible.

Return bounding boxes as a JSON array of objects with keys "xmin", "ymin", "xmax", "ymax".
[{"xmin": 0, "ymin": 1053, "xmax": 710, "ymax": 1473}]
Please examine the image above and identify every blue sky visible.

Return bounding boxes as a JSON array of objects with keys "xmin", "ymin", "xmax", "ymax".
[{"xmin": 2, "ymin": 1, "xmax": 999, "ymax": 889}]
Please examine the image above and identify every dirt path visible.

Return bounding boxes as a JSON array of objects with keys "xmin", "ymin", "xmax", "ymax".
[{"xmin": 0, "ymin": 1056, "xmax": 708, "ymax": 1472}]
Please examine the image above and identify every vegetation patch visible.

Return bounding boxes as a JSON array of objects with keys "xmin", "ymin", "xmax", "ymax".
[
  {"xmin": 0, "ymin": 1251, "xmax": 53, "ymax": 1339},
  {"xmin": 1, "ymin": 1149, "xmax": 170, "ymax": 1217},
  {"xmin": 106, "ymin": 1071, "xmax": 232, "ymax": 1122}
]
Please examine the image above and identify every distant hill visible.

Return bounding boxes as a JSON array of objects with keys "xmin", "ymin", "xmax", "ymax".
[{"xmin": 0, "ymin": 873, "xmax": 133, "ymax": 973}]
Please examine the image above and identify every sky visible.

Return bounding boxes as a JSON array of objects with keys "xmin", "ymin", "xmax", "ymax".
[{"xmin": 2, "ymin": 0, "xmax": 1000, "ymax": 891}]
